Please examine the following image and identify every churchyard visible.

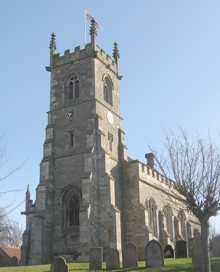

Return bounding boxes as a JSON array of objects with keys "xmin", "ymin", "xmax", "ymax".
[{"xmin": 0, "ymin": 258, "xmax": 220, "ymax": 272}]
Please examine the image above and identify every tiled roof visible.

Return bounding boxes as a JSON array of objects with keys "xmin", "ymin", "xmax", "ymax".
[{"xmin": 0, "ymin": 247, "xmax": 21, "ymax": 261}]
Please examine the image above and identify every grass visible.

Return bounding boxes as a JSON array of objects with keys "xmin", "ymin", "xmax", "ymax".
[{"xmin": 0, "ymin": 258, "xmax": 219, "ymax": 272}]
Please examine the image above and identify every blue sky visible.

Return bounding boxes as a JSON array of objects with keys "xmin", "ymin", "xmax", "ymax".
[{"xmin": 0, "ymin": 0, "xmax": 220, "ymax": 232}]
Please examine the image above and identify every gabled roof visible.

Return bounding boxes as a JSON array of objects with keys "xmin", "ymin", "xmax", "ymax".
[{"xmin": 0, "ymin": 247, "xmax": 21, "ymax": 261}]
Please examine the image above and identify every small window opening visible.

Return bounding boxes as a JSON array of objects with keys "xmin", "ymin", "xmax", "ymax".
[
  {"xmin": 69, "ymin": 80, "xmax": 74, "ymax": 99},
  {"xmin": 70, "ymin": 131, "xmax": 75, "ymax": 147},
  {"xmin": 104, "ymin": 78, "xmax": 113, "ymax": 105},
  {"xmin": 75, "ymin": 80, "xmax": 79, "ymax": 98}
]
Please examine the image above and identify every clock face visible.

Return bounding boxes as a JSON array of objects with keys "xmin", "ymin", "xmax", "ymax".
[
  {"xmin": 107, "ymin": 111, "xmax": 114, "ymax": 124},
  {"xmin": 65, "ymin": 111, "xmax": 73, "ymax": 120}
]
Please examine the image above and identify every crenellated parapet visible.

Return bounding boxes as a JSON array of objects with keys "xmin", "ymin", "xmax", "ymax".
[
  {"xmin": 50, "ymin": 44, "xmax": 118, "ymax": 76},
  {"xmin": 127, "ymin": 160, "xmax": 184, "ymax": 199},
  {"xmin": 47, "ymin": 18, "xmax": 120, "ymax": 77}
]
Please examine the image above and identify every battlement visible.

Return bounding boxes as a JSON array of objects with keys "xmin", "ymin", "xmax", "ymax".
[
  {"xmin": 53, "ymin": 43, "xmax": 88, "ymax": 64},
  {"xmin": 52, "ymin": 43, "xmax": 117, "ymax": 74},
  {"xmin": 128, "ymin": 160, "xmax": 184, "ymax": 198},
  {"xmin": 96, "ymin": 44, "xmax": 117, "ymax": 69}
]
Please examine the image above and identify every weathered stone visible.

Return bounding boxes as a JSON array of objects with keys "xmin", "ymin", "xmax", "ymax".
[
  {"xmin": 20, "ymin": 26, "xmax": 201, "ymax": 266},
  {"xmin": 105, "ymin": 248, "xmax": 120, "ymax": 270},
  {"xmin": 192, "ymin": 235, "xmax": 202, "ymax": 272},
  {"xmin": 89, "ymin": 247, "xmax": 103, "ymax": 270},
  {"xmin": 145, "ymin": 240, "xmax": 164, "ymax": 268},
  {"xmin": 123, "ymin": 244, "xmax": 137, "ymax": 268},
  {"xmin": 50, "ymin": 256, "xmax": 68, "ymax": 272}
]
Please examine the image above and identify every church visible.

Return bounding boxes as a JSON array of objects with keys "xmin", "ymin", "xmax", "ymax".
[{"xmin": 21, "ymin": 20, "xmax": 200, "ymax": 265}]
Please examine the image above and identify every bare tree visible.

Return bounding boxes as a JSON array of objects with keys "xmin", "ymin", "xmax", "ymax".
[
  {"xmin": 155, "ymin": 130, "xmax": 220, "ymax": 272},
  {"xmin": 0, "ymin": 210, "xmax": 23, "ymax": 248},
  {"xmin": 5, "ymin": 220, "xmax": 23, "ymax": 247},
  {"xmin": 0, "ymin": 208, "xmax": 10, "ymax": 246},
  {"xmin": 0, "ymin": 139, "xmax": 25, "ymax": 249}
]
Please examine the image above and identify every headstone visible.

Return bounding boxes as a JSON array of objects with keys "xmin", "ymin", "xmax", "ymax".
[
  {"xmin": 164, "ymin": 245, "xmax": 174, "ymax": 258},
  {"xmin": 145, "ymin": 240, "xmax": 164, "ymax": 268},
  {"xmin": 105, "ymin": 248, "xmax": 120, "ymax": 270},
  {"xmin": 89, "ymin": 247, "xmax": 103, "ymax": 270},
  {"xmin": 50, "ymin": 256, "xmax": 69, "ymax": 272},
  {"xmin": 192, "ymin": 235, "xmax": 202, "ymax": 272},
  {"xmin": 123, "ymin": 243, "xmax": 138, "ymax": 268},
  {"xmin": 175, "ymin": 240, "xmax": 187, "ymax": 258}
]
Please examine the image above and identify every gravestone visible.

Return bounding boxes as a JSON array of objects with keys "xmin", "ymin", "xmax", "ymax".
[
  {"xmin": 105, "ymin": 248, "xmax": 120, "ymax": 270},
  {"xmin": 192, "ymin": 235, "xmax": 202, "ymax": 272},
  {"xmin": 175, "ymin": 240, "xmax": 187, "ymax": 258},
  {"xmin": 123, "ymin": 243, "xmax": 138, "ymax": 268},
  {"xmin": 89, "ymin": 247, "xmax": 103, "ymax": 270},
  {"xmin": 50, "ymin": 256, "xmax": 69, "ymax": 272},
  {"xmin": 164, "ymin": 245, "xmax": 174, "ymax": 258},
  {"xmin": 145, "ymin": 240, "xmax": 164, "ymax": 268}
]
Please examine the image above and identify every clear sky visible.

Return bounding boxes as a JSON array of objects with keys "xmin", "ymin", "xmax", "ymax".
[{"xmin": 0, "ymin": 0, "xmax": 220, "ymax": 232}]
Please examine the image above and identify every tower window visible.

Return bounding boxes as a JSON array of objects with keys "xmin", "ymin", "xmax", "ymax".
[
  {"xmin": 62, "ymin": 188, "xmax": 81, "ymax": 229},
  {"xmin": 68, "ymin": 77, "xmax": 79, "ymax": 100},
  {"xmin": 69, "ymin": 131, "xmax": 75, "ymax": 147},
  {"xmin": 67, "ymin": 195, "xmax": 80, "ymax": 226},
  {"xmin": 75, "ymin": 80, "xmax": 79, "ymax": 98},
  {"xmin": 108, "ymin": 132, "xmax": 113, "ymax": 151},
  {"xmin": 104, "ymin": 77, "xmax": 113, "ymax": 105},
  {"xmin": 69, "ymin": 80, "xmax": 74, "ymax": 99}
]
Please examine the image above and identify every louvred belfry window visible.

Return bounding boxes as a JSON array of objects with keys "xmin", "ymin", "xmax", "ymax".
[
  {"xmin": 103, "ymin": 77, "xmax": 113, "ymax": 105},
  {"xmin": 68, "ymin": 77, "xmax": 80, "ymax": 100},
  {"xmin": 69, "ymin": 80, "xmax": 74, "ymax": 99}
]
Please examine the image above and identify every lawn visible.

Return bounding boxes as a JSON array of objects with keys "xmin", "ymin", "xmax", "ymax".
[{"xmin": 0, "ymin": 258, "xmax": 219, "ymax": 272}]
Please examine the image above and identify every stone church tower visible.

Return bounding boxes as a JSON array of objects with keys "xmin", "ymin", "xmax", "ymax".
[
  {"xmin": 22, "ymin": 20, "xmax": 200, "ymax": 266},
  {"xmin": 21, "ymin": 20, "xmax": 127, "ymax": 264}
]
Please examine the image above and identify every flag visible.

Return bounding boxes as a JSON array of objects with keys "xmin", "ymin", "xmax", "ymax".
[{"xmin": 85, "ymin": 10, "xmax": 103, "ymax": 30}]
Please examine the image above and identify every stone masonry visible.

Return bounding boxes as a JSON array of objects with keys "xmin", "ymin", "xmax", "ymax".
[{"xmin": 21, "ymin": 21, "xmax": 200, "ymax": 265}]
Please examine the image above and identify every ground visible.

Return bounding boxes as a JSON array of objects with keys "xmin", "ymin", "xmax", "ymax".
[{"xmin": 0, "ymin": 258, "xmax": 220, "ymax": 272}]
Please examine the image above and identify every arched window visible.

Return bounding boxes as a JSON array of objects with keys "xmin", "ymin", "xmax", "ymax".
[
  {"xmin": 67, "ymin": 195, "xmax": 79, "ymax": 226},
  {"xmin": 174, "ymin": 216, "xmax": 179, "ymax": 239},
  {"xmin": 75, "ymin": 80, "xmax": 79, "ymax": 98},
  {"xmin": 178, "ymin": 210, "xmax": 187, "ymax": 240},
  {"xmin": 103, "ymin": 77, "xmax": 113, "ymax": 105},
  {"xmin": 187, "ymin": 222, "xmax": 192, "ymax": 239},
  {"xmin": 69, "ymin": 79, "xmax": 74, "ymax": 99},
  {"xmin": 163, "ymin": 205, "xmax": 173, "ymax": 240},
  {"xmin": 68, "ymin": 77, "xmax": 80, "ymax": 100},
  {"xmin": 149, "ymin": 198, "xmax": 158, "ymax": 237},
  {"xmin": 62, "ymin": 188, "xmax": 81, "ymax": 228}
]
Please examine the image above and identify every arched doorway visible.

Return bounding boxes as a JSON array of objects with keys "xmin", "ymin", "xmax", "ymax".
[
  {"xmin": 164, "ymin": 245, "xmax": 174, "ymax": 258},
  {"xmin": 175, "ymin": 240, "xmax": 187, "ymax": 258}
]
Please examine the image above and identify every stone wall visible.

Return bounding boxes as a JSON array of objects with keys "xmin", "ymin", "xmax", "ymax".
[
  {"xmin": 21, "ymin": 35, "xmax": 201, "ymax": 266},
  {"xmin": 122, "ymin": 160, "xmax": 200, "ymax": 260}
]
